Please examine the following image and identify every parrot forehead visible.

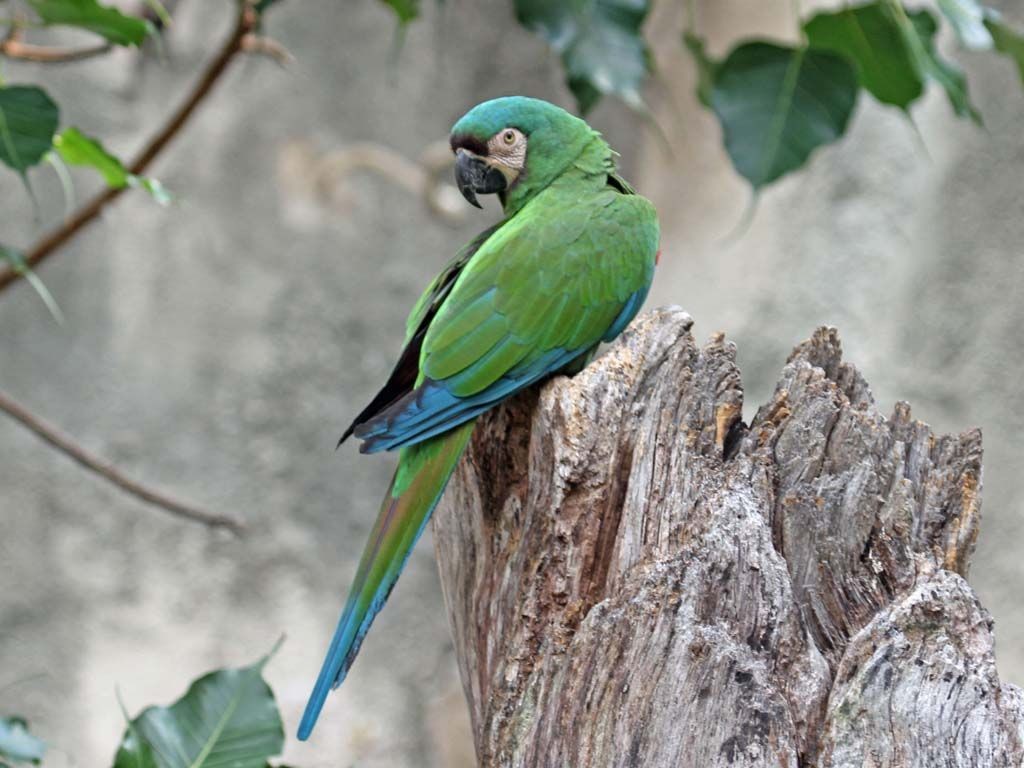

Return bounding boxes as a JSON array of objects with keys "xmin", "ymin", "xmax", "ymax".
[{"xmin": 449, "ymin": 96, "xmax": 585, "ymax": 148}]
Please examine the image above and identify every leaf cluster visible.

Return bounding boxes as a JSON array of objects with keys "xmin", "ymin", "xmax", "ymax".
[
  {"xmin": 378, "ymin": 0, "xmax": 1024, "ymax": 190},
  {"xmin": 691, "ymin": 0, "xmax": 995, "ymax": 189},
  {"xmin": 512, "ymin": 0, "xmax": 1023, "ymax": 189},
  {"xmin": 0, "ymin": 0, "xmax": 175, "ymax": 315},
  {"xmin": 0, "ymin": 1, "xmax": 167, "ymax": 192},
  {"xmin": 2, "ymin": 0, "xmax": 1023, "ymax": 315}
]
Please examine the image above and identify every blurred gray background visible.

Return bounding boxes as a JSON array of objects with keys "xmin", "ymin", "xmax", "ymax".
[{"xmin": 1, "ymin": 1, "xmax": 1022, "ymax": 766}]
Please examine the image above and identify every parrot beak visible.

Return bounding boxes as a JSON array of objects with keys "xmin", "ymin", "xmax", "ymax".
[{"xmin": 454, "ymin": 149, "xmax": 508, "ymax": 209}]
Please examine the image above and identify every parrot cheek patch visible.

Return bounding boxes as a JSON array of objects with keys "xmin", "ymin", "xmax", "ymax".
[{"xmin": 487, "ymin": 129, "xmax": 528, "ymax": 175}]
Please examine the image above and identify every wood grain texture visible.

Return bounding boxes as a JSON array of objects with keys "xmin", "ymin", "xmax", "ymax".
[{"xmin": 433, "ymin": 307, "xmax": 1024, "ymax": 768}]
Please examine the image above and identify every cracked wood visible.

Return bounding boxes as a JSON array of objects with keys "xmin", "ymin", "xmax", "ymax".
[{"xmin": 433, "ymin": 307, "xmax": 1024, "ymax": 768}]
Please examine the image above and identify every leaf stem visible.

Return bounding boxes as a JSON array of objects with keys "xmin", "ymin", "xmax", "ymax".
[
  {"xmin": 0, "ymin": 1, "xmax": 265, "ymax": 293},
  {"xmin": 258, "ymin": 634, "xmax": 287, "ymax": 670},
  {"xmin": 0, "ymin": 388, "xmax": 245, "ymax": 534},
  {"xmin": 45, "ymin": 151, "xmax": 76, "ymax": 218}
]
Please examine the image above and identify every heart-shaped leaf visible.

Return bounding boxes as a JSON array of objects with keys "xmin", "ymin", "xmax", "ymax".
[
  {"xmin": 985, "ymin": 16, "xmax": 1024, "ymax": 85},
  {"xmin": 710, "ymin": 43, "xmax": 859, "ymax": 189},
  {"xmin": 804, "ymin": 3, "xmax": 924, "ymax": 110},
  {"xmin": 112, "ymin": 647, "xmax": 284, "ymax": 768},
  {"xmin": 28, "ymin": 0, "xmax": 153, "ymax": 47},
  {"xmin": 515, "ymin": 0, "xmax": 652, "ymax": 114},
  {"xmin": 0, "ymin": 717, "xmax": 46, "ymax": 765},
  {"xmin": 0, "ymin": 86, "xmax": 60, "ymax": 174}
]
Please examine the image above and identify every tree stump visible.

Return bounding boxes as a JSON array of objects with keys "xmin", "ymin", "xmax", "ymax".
[{"xmin": 432, "ymin": 307, "xmax": 1024, "ymax": 768}]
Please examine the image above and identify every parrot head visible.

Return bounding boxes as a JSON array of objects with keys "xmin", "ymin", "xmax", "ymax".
[{"xmin": 449, "ymin": 96, "xmax": 595, "ymax": 213}]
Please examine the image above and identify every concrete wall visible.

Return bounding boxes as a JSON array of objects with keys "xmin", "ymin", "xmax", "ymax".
[{"xmin": 1, "ymin": 1, "xmax": 1021, "ymax": 766}]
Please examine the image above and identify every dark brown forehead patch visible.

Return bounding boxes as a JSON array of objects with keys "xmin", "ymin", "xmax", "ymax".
[{"xmin": 449, "ymin": 132, "xmax": 489, "ymax": 156}]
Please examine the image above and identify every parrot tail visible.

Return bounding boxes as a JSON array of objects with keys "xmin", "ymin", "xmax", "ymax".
[{"xmin": 297, "ymin": 420, "xmax": 476, "ymax": 740}]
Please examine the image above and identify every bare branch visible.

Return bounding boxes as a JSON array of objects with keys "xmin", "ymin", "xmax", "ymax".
[
  {"xmin": 280, "ymin": 138, "xmax": 466, "ymax": 223},
  {"xmin": 240, "ymin": 33, "xmax": 294, "ymax": 67},
  {"xmin": 0, "ymin": 389, "xmax": 245, "ymax": 535},
  {"xmin": 0, "ymin": 38, "xmax": 112, "ymax": 63},
  {"xmin": 0, "ymin": 3, "xmax": 263, "ymax": 294}
]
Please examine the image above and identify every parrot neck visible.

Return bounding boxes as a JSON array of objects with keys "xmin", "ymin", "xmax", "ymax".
[{"xmin": 500, "ymin": 132, "xmax": 615, "ymax": 218}]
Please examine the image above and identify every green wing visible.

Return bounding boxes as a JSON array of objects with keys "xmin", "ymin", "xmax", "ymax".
[
  {"xmin": 339, "ymin": 222, "xmax": 503, "ymax": 445},
  {"xmin": 354, "ymin": 187, "xmax": 658, "ymax": 452},
  {"xmin": 403, "ymin": 223, "xmax": 503, "ymax": 344}
]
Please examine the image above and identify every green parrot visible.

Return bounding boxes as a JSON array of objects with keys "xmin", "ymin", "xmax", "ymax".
[{"xmin": 298, "ymin": 96, "xmax": 659, "ymax": 740}]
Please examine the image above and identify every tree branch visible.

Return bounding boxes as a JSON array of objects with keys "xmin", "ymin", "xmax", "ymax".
[
  {"xmin": 0, "ymin": 38, "xmax": 113, "ymax": 63},
  {"xmin": 239, "ymin": 33, "xmax": 294, "ymax": 67},
  {"xmin": 281, "ymin": 138, "xmax": 467, "ymax": 223},
  {"xmin": 0, "ymin": 2, "xmax": 262, "ymax": 293},
  {"xmin": 0, "ymin": 389, "xmax": 244, "ymax": 534}
]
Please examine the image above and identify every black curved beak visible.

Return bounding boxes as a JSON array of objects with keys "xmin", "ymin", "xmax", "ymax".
[{"xmin": 454, "ymin": 149, "xmax": 507, "ymax": 209}]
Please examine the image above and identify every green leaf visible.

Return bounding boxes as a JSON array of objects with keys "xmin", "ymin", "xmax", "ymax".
[
  {"xmin": 379, "ymin": 0, "xmax": 418, "ymax": 24},
  {"xmin": 515, "ymin": 0, "xmax": 652, "ymax": 114},
  {"xmin": 113, "ymin": 724, "xmax": 158, "ymax": 768},
  {"xmin": 0, "ymin": 86, "xmax": 59, "ymax": 174},
  {"xmin": 804, "ymin": 3, "xmax": 924, "ymax": 110},
  {"xmin": 28, "ymin": 0, "xmax": 153, "ymax": 46},
  {"xmin": 937, "ymin": 0, "xmax": 993, "ymax": 49},
  {"xmin": 985, "ymin": 17, "xmax": 1024, "ymax": 85},
  {"xmin": 54, "ymin": 127, "xmax": 128, "ymax": 186},
  {"xmin": 902, "ymin": 7, "xmax": 982, "ymax": 123},
  {"xmin": 0, "ymin": 717, "xmax": 46, "ymax": 765},
  {"xmin": 683, "ymin": 32, "xmax": 716, "ymax": 108},
  {"xmin": 112, "ymin": 647, "xmax": 284, "ymax": 768},
  {"xmin": 0, "ymin": 245, "xmax": 64, "ymax": 324},
  {"xmin": 53, "ymin": 127, "xmax": 170, "ymax": 204},
  {"xmin": 709, "ymin": 42, "xmax": 859, "ymax": 189}
]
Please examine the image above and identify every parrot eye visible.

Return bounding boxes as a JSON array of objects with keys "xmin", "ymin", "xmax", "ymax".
[{"xmin": 485, "ymin": 128, "xmax": 527, "ymax": 173}]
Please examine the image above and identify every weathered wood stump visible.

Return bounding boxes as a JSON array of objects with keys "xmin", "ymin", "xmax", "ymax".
[{"xmin": 433, "ymin": 307, "xmax": 1024, "ymax": 768}]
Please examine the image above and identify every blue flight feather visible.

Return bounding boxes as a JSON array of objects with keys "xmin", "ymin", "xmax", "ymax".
[{"xmin": 358, "ymin": 347, "xmax": 582, "ymax": 453}]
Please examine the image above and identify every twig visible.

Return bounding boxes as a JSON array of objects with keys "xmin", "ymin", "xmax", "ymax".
[
  {"xmin": 0, "ymin": 2, "xmax": 261, "ymax": 293},
  {"xmin": 0, "ymin": 388, "xmax": 245, "ymax": 534},
  {"xmin": 0, "ymin": 38, "xmax": 112, "ymax": 63},
  {"xmin": 289, "ymin": 139, "xmax": 465, "ymax": 223},
  {"xmin": 240, "ymin": 33, "xmax": 293, "ymax": 67}
]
